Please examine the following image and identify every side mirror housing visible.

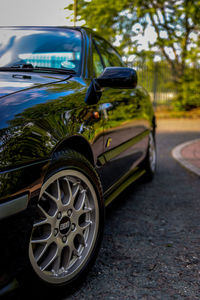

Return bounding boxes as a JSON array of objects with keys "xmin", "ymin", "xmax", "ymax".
[
  {"xmin": 96, "ymin": 67, "xmax": 137, "ymax": 89},
  {"xmin": 84, "ymin": 79, "xmax": 102, "ymax": 105}
]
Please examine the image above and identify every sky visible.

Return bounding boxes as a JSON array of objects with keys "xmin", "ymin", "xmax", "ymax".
[
  {"xmin": 0, "ymin": 0, "xmax": 161, "ymax": 61},
  {"xmin": 0, "ymin": 0, "xmax": 73, "ymax": 26}
]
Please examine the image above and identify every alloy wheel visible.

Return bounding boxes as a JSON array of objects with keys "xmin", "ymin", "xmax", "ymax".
[
  {"xmin": 148, "ymin": 133, "xmax": 156, "ymax": 173},
  {"xmin": 29, "ymin": 169, "xmax": 99, "ymax": 284}
]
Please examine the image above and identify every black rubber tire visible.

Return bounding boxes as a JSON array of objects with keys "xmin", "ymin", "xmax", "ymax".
[
  {"xmin": 18, "ymin": 149, "xmax": 104, "ymax": 298},
  {"xmin": 143, "ymin": 132, "xmax": 157, "ymax": 181}
]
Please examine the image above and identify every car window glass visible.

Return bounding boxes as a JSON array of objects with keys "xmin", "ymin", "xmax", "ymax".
[
  {"xmin": 93, "ymin": 37, "xmax": 124, "ymax": 68},
  {"xmin": 0, "ymin": 28, "xmax": 82, "ymax": 73},
  {"xmin": 92, "ymin": 40, "xmax": 104, "ymax": 77}
]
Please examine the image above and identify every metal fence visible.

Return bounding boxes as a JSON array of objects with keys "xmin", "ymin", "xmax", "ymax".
[{"xmin": 133, "ymin": 62, "xmax": 177, "ymax": 108}]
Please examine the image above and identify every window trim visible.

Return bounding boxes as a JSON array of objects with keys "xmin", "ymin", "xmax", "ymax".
[
  {"xmin": 92, "ymin": 38, "xmax": 106, "ymax": 69},
  {"xmin": 93, "ymin": 35, "xmax": 125, "ymax": 68},
  {"xmin": 92, "ymin": 38, "xmax": 105, "ymax": 78}
]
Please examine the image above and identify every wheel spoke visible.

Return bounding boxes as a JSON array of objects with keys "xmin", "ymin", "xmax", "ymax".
[
  {"xmin": 37, "ymin": 204, "xmax": 56, "ymax": 226},
  {"xmin": 52, "ymin": 247, "xmax": 62, "ymax": 273},
  {"xmin": 33, "ymin": 219, "xmax": 48, "ymax": 228},
  {"xmin": 83, "ymin": 207, "xmax": 92, "ymax": 214},
  {"xmin": 72, "ymin": 182, "xmax": 80, "ymax": 202},
  {"xmin": 79, "ymin": 234, "xmax": 86, "ymax": 247},
  {"xmin": 64, "ymin": 239, "xmax": 74, "ymax": 268},
  {"xmin": 38, "ymin": 204, "xmax": 50, "ymax": 219},
  {"xmin": 80, "ymin": 189, "xmax": 86, "ymax": 208},
  {"xmin": 56, "ymin": 179, "xmax": 62, "ymax": 202},
  {"xmin": 31, "ymin": 235, "xmax": 51, "ymax": 244},
  {"xmin": 72, "ymin": 227, "xmax": 87, "ymax": 249},
  {"xmin": 44, "ymin": 190, "xmax": 57, "ymax": 203},
  {"xmin": 41, "ymin": 247, "xmax": 58, "ymax": 271},
  {"xmin": 80, "ymin": 221, "xmax": 92, "ymax": 231},
  {"xmin": 75, "ymin": 189, "xmax": 86, "ymax": 211},
  {"xmin": 76, "ymin": 207, "xmax": 92, "ymax": 220},
  {"xmin": 67, "ymin": 232, "xmax": 83, "ymax": 259},
  {"xmin": 72, "ymin": 247, "xmax": 81, "ymax": 258},
  {"xmin": 64, "ymin": 178, "xmax": 73, "ymax": 203},
  {"xmin": 35, "ymin": 243, "xmax": 48, "ymax": 262}
]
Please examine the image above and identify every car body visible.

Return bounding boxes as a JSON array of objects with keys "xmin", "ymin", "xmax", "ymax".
[{"xmin": 0, "ymin": 26, "xmax": 156, "ymax": 295}]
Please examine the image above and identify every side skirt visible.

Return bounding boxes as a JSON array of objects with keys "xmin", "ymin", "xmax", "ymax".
[{"xmin": 104, "ymin": 166, "xmax": 146, "ymax": 207}]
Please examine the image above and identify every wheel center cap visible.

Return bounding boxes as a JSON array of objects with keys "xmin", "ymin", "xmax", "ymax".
[{"xmin": 59, "ymin": 216, "xmax": 71, "ymax": 235}]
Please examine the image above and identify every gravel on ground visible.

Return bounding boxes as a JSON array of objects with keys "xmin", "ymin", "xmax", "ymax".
[
  {"xmin": 65, "ymin": 119, "xmax": 200, "ymax": 300},
  {"xmin": 11, "ymin": 119, "xmax": 200, "ymax": 300}
]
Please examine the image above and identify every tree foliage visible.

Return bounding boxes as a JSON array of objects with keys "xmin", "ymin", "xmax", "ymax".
[
  {"xmin": 65, "ymin": 0, "xmax": 200, "ymax": 110},
  {"xmin": 67, "ymin": 0, "xmax": 199, "ymax": 77}
]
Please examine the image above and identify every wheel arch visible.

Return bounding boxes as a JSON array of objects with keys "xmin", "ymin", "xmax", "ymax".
[{"xmin": 52, "ymin": 135, "xmax": 95, "ymax": 166}]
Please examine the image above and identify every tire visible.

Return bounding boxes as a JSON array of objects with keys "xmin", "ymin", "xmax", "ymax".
[
  {"xmin": 143, "ymin": 131, "xmax": 156, "ymax": 181},
  {"xmin": 21, "ymin": 150, "xmax": 104, "ymax": 296}
]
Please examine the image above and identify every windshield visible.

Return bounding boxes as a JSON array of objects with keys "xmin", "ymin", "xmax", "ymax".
[{"xmin": 0, "ymin": 28, "xmax": 82, "ymax": 74}]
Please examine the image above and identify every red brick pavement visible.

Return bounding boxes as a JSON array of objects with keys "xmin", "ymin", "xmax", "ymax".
[{"xmin": 181, "ymin": 140, "xmax": 200, "ymax": 169}]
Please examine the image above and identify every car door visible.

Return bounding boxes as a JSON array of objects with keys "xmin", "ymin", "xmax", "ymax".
[{"xmin": 92, "ymin": 36, "xmax": 151, "ymax": 193}]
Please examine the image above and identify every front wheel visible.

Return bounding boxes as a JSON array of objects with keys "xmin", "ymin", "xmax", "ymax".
[
  {"xmin": 26, "ymin": 150, "xmax": 104, "ymax": 294},
  {"xmin": 143, "ymin": 132, "xmax": 156, "ymax": 181}
]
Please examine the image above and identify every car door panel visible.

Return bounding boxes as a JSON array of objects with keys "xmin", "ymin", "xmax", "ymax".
[
  {"xmin": 92, "ymin": 35, "xmax": 152, "ymax": 192},
  {"xmin": 98, "ymin": 86, "xmax": 150, "ymax": 191}
]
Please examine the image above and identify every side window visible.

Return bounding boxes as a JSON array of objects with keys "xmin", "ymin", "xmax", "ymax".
[
  {"xmin": 92, "ymin": 40, "xmax": 104, "ymax": 77},
  {"xmin": 94, "ymin": 37, "xmax": 124, "ymax": 68}
]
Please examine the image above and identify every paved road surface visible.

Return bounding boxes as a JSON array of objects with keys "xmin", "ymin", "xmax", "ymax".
[
  {"xmin": 66, "ymin": 121, "xmax": 200, "ymax": 300},
  {"xmin": 11, "ymin": 120, "xmax": 200, "ymax": 300}
]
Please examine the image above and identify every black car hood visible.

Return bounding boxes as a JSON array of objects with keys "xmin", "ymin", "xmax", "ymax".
[
  {"xmin": 0, "ymin": 71, "xmax": 74, "ymax": 131},
  {"xmin": 0, "ymin": 73, "xmax": 87, "ymax": 171},
  {"xmin": 0, "ymin": 71, "xmax": 69, "ymax": 98}
]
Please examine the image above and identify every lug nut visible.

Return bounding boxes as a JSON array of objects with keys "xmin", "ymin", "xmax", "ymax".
[
  {"xmin": 54, "ymin": 228, "xmax": 58, "ymax": 236},
  {"xmin": 57, "ymin": 212, "xmax": 62, "ymax": 219},
  {"xmin": 62, "ymin": 236, "xmax": 67, "ymax": 243},
  {"xmin": 67, "ymin": 209, "xmax": 72, "ymax": 217},
  {"xmin": 71, "ymin": 223, "xmax": 76, "ymax": 231}
]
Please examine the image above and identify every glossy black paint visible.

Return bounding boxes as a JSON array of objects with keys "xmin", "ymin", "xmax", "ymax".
[
  {"xmin": 97, "ymin": 67, "xmax": 137, "ymax": 88},
  {"xmin": 0, "ymin": 26, "xmax": 155, "ymax": 288}
]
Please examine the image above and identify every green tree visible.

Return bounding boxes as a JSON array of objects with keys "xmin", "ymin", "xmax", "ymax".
[
  {"xmin": 66, "ymin": 0, "xmax": 200, "ymax": 110},
  {"xmin": 66, "ymin": 0, "xmax": 200, "ymax": 82}
]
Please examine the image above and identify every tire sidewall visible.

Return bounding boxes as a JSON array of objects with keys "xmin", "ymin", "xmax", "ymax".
[
  {"xmin": 144, "ymin": 131, "xmax": 156, "ymax": 180},
  {"xmin": 18, "ymin": 151, "xmax": 105, "ymax": 296}
]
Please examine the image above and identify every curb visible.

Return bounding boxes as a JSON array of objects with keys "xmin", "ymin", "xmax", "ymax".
[{"xmin": 172, "ymin": 139, "xmax": 200, "ymax": 177}]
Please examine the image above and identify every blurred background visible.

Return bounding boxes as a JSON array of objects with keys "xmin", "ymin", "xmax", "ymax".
[
  {"xmin": 0, "ymin": 2, "xmax": 200, "ymax": 299},
  {"xmin": 0, "ymin": 0, "xmax": 199, "ymax": 115},
  {"xmin": 64, "ymin": 0, "xmax": 200, "ymax": 116}
]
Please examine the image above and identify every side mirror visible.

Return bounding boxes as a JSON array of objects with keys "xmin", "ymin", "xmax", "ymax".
[{"xmin": 96, "ymin": 67, "xmax": 137, "ymax": 89}]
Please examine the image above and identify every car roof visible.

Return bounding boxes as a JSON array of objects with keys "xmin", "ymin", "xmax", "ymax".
[
  {"xmin": 0, "ymin": 25, "xmax": 86, "ymax": 32},
  {"xmin": 0, "ymin": 26, "xmax": 96, "ymax": 37}
]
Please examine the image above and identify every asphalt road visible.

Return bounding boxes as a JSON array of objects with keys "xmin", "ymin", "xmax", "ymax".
[
  {"xmin": 66, "ymin": 126, "xmax": 200, "ymax": 299},
  {"xmin": 10, "ymin": 120, "xmax": 200, "ymax": 300}
]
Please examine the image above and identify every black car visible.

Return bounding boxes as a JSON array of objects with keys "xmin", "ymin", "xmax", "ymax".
[{"xmin": 0, "ymin": 26, "xmax": 156, "ymax": 295}]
